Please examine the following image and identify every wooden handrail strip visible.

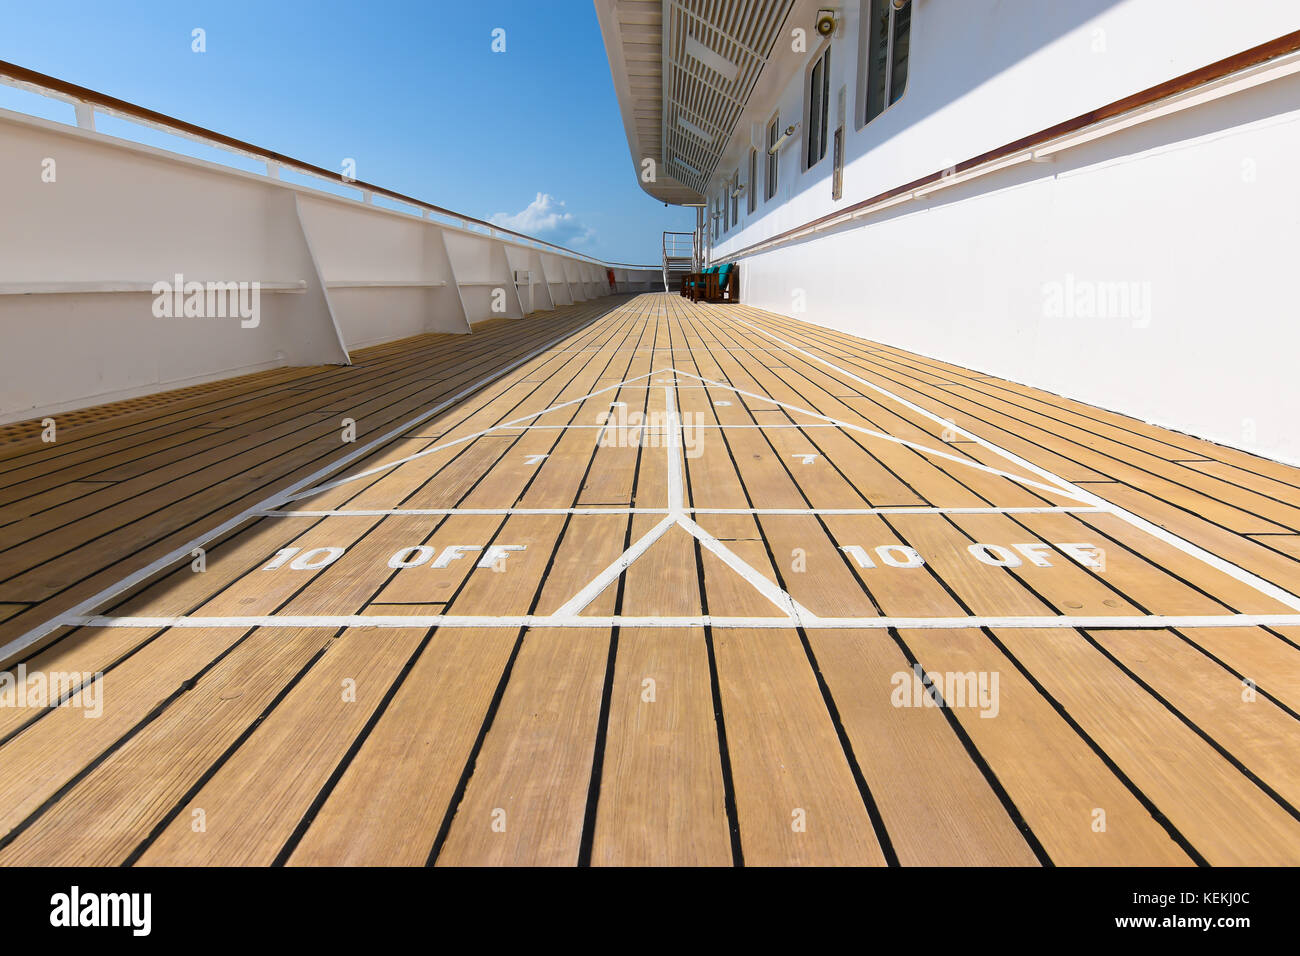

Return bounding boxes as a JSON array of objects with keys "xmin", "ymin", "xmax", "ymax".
[
  {"xmin": 720, "ymin": 29, "xmax": 1300, "ymax": 262},
  {"xmin": 0, "ymin": 59, "xmax": 657, "ymax": 271}
]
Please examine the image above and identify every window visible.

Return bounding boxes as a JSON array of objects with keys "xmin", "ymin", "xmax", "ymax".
[
  {"xmin": 712, "ymin": 197, "xmax": 719, "ymax": 240},
  {"xmin": 806, "ymin": 45, "xmax": 831, "ymax": 169},
  {"xmin": 832, "ymin": 126, "xmax": 844, "ymax": 200},
  {"xmin": 861, "ymin": 0, "xmax": 911, "ymax": 126},
  {"xmin": 765, "ymin": 114, "xmax": 779, "ymax": 200},
  {"xmin": 747, "ymin": 148, "xmax": 757, "ymax": 214},
  {"xmin": 730, "ymin": 169, "xmax": 739, "ymax": 225}
]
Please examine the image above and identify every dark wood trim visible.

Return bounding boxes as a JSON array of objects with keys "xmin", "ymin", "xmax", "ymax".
[
  {"xmin": 0, "ymin": 59, "xmax": 656, "ymax": 270},
  {"xmin": 721, "ymin": 29, "xmax": 1300, "ymax": 262}
]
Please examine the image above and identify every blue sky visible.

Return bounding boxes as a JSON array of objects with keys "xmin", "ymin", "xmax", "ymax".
[{"xmin": 0, "ymin": 0, "xmax": 691, "ymax": 264}]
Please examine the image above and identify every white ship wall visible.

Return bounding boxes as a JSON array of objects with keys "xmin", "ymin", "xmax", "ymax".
[
  {"xmin": 0, "ymin": 108, "xmax": 657, "ymax": 425},
  {"xmin": 710, "ymin": 0, "xmax": 1300, "ymax": 464}
]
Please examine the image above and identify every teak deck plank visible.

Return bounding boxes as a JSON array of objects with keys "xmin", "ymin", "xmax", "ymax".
[
  {"xmin": 432, "ymin": 333, "xmax": 647, "ymax": 865},
  {"xmin": 590, "ymin": 510, "xmax": 731, "ymax": 864},
  {"xmin": 743, "ymin": 309, "xmax": 1300, "ymax": 534},
  {"xmin": 0, "ymin": 304, "xmax": 624, "ymax": 628},
  {"xmin": 1, "ymin": 293, "xmax": 1298, "ymax": 866}
]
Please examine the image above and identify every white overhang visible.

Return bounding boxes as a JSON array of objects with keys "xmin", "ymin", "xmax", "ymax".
[{"xmin": 595, "ymin": 0, "xmax": 795, "ymax": 205}]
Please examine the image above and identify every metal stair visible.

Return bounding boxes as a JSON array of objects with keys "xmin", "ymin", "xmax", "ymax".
[{"xmin": 662, "ymin": 231, "xmax": 697, "ymax": 292}]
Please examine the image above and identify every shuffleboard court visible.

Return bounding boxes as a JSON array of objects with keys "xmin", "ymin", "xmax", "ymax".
[{"xmin": 2, "ymin": 293, "xmax": 1299, "ymax": 866}]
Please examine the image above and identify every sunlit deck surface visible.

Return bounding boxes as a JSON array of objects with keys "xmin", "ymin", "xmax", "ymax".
[{"xmin": 2, "ymin": 292, "xmax": 1299, "ymax": 866}]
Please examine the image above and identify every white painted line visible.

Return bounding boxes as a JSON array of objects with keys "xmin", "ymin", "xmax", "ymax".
[
  {"xmin": 502, "ymin": 385, "xmax": 719, "ymax": 390},
  {"xmin": 0, "ymin": 315, "xmax": 627, "ymax": 664},
  {"xmin": 258, "ymin": 506, "xmax": 1106, "ymax": 518},
  {"xmin": 493, "ymin": 423, "xmax": 843, "ymax": 430},
  {"xmin": 695, "ymin": 506, "xmax": 1105, "ymax": 516},
  {"xmin": 291, "ymin": 367, "xmax": 676, "ymax": 499},
  {"xmin": 547, "ymin": 384, "xmax": 816, "ymax": 622},
  {"xmin": 499, "ymin": 425, "xmax": 671, "ymax": 431},
  {"xmin": 553, "ymin": 514, "xmax": 678, "ymax": 617},
  {"xmin": 664, "ymin": 385, "xmax": 685, "ymax": 512},
  {"xmin": 733, "ymin": 316, "xmax": 1300, "ymax": 613},
  {"xmin": 675, "ymin": 515, "xmax": 815, "ymax": 620},
  {"xmin": 262, "ymin": 508, "xmax": 672, "ymax": 517},
  {"xmin": 669, "ymin": 368, "xmax": 1094, "ymax": 505},
  {"xmin": 551, "ymin": 347, "xmax": 788, "ymax": 354},
  {"xmin": 64, "ymin": 613, "xmax": 1300, "ymax": 630}
]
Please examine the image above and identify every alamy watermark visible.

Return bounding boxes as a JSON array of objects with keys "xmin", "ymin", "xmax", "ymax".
[
  {"xmin": 1042, "ymin": 273, "xmax": 1152, "ymax": 328},
  {"xmin": 0, "ymin": 665, "xmax": 103, "ymax": 718},
  {"xmin": 151, "ymin": 273, "xmax": 260, "ymax": 328},
  {"xmin": 597, "ymin": 407, "xmax": 705, "ymax": 458},
  {"xmin": 891, "ymin": 662, "xmax": 1000, "ymax": 718},
  {"xmin": 50, "ymin": 886, "xmax": 150, "ymax": 936}
]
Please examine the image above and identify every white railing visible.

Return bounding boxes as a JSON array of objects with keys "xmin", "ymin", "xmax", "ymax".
[{"xmin": 0, "ymin": 60, "xmax": 663, "ymax": 424}]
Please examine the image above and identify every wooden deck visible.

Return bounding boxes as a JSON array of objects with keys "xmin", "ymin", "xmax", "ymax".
[{"xmin": 1, "ymin": 292, "xmax": 1299, "ymax": 866}]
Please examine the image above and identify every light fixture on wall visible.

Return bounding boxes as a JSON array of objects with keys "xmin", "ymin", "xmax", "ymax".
[
  {"xmin": 767, "ymin": 123, "xmax": 800, "ymax": 155},
  {"xmin": 730, "ymin": 184, "xmax": 746, "ymax": 198},
  {"xmin": 815, "ymin": 9, "xmax": 837, "ymax": 37}
]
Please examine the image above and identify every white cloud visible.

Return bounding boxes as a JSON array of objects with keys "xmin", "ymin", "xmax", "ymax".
[{"xmin": 490, "ymin": 193, "xmax": 593, "ymax": 245}]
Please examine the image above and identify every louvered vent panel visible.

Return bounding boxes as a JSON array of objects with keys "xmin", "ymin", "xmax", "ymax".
[{"xmin": 662, "ymin": 0, "xmax": 794, "ymax": 194}]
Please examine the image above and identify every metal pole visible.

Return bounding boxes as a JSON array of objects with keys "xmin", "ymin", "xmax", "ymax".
[{"xmin": 694, "ymin": 206, "xmax": 704, "ymax": 271}]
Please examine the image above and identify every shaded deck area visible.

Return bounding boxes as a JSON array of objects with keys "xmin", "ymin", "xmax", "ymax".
[{"xmin": 1, "ymin": 292, "xmax": 1299, "ymax": 865}]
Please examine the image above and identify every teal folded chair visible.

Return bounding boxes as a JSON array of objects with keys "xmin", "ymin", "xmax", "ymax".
[{"xmin": 697, "ymin": 263, "xmax": 738, "ymax": 303}]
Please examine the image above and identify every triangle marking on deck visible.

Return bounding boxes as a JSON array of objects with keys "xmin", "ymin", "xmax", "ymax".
[
  {"xmin": 727, "ymin": 315, "xmax": 1300, "ymax": 614},
  {"xmin": 288, "ymin": 366, "xmax": 679, "ymax": 500},
  {"xmin": 666, "ymin": 367, "xmax": 1093, "ymax": 505},
  {"xmin": 551, "ymin": 514, "xmax": 814, "ymax": 624}
]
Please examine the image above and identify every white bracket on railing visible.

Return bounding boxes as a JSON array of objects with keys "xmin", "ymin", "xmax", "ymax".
[{"xmin": 73, "ymin": 102, "xmax": 94, "ymax": 130}]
